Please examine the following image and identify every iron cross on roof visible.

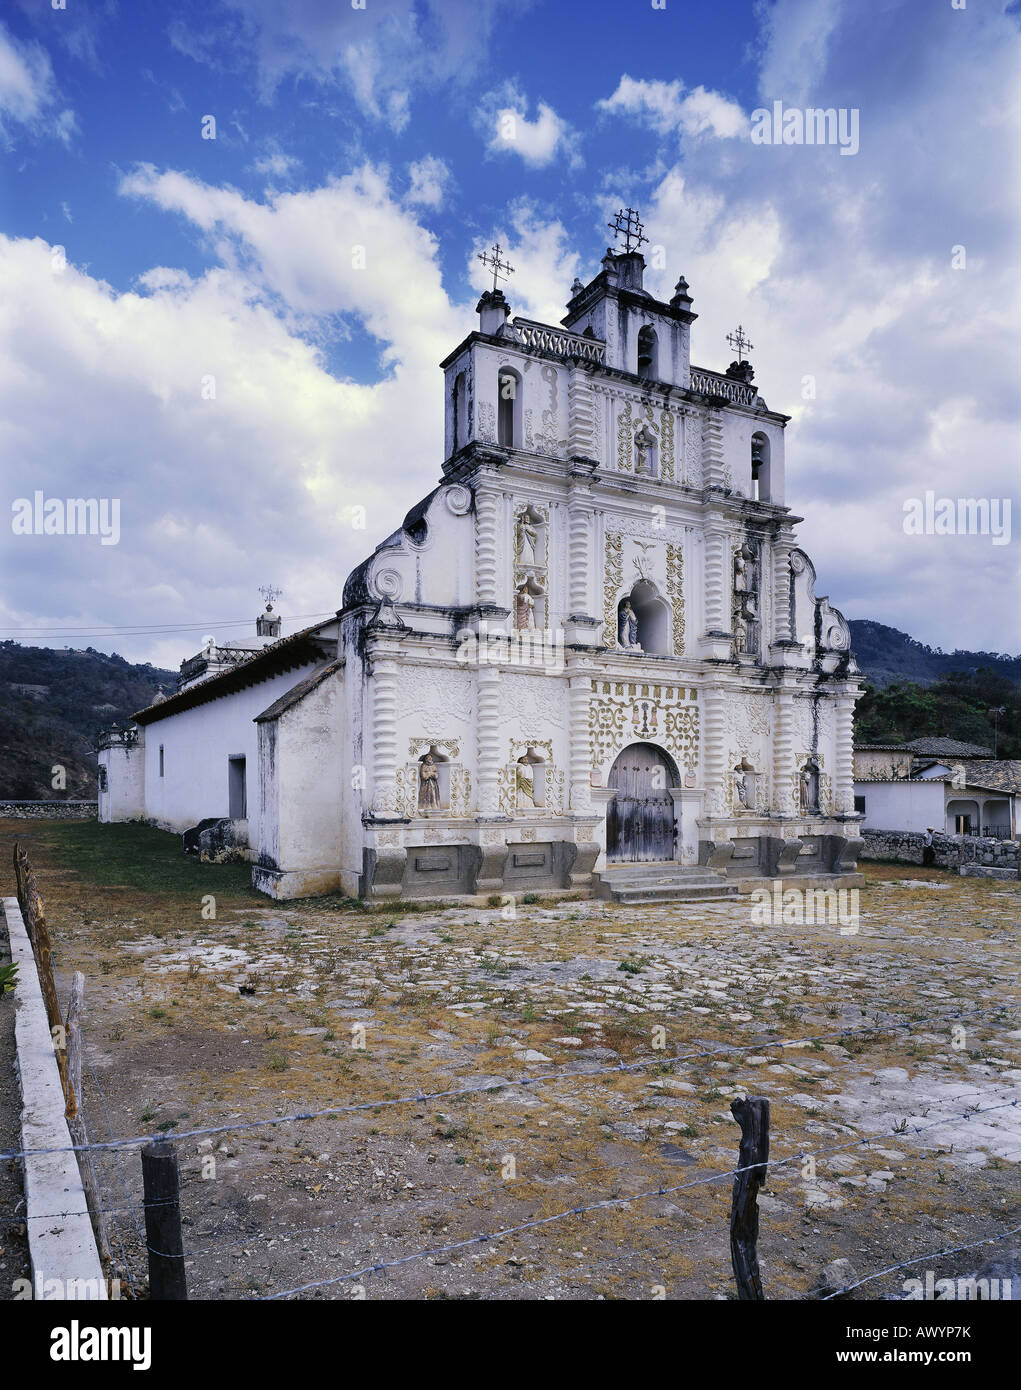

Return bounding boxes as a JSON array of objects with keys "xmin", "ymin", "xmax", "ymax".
[
  {"xmin": 608, "ymin": 206, "xmax": 648, "ymax": 254},
  {"xmin": 478, "ymin": 242, "xmax": 515, "ymax": 293},
  {"xmin": 726, "ymin": 324, "xmax": 754, "ymax": 363}
]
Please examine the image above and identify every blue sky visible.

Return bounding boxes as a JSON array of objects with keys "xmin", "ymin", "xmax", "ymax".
[{"xmin": 1, "ymin": 0, "xmax": 1019, "ymax": 665}]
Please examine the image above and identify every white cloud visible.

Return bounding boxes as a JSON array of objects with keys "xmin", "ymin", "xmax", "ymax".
[
  {"xmin": 0, "ymin": 166, "xmax": 479, "ymax": 665},
  {"xmin": 470, "ymin": 202, "xmax": 581, "ymax": 326},
  {"xmin": 170, "ymin": 0, "xmax": 518, "ymax": 130},
  {"xmin": 598, "ymin": 75, "xmax": 745, "ymax": 140},
  {"xmin": 253, "ymin": 150, "xmax": 300, "ymax": 179},
  {"xmin": 0, "ymin": 21, "xmax": 75, "ymax": 144},
  {"xmin": 607, "ymin": 1, "xmax": 1021, "ymax": 651},
  {"xmin": 480, "ymin": 83, "xmax": 581, "ymax": 168},
  {"xmin": 406, "ymin": 156, "xmax": 450, "ymax": 210}
]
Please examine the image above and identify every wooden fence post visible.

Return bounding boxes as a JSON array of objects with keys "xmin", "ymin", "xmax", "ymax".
[
  {"xmin": 730, "ymin": 1095, "xmax": 770, "ymax": 1301},
  {"xmin": 141, "ymin": 1140, "xmax": 188, "ymax": 1300},
  {"xmin": 64, "ymin": 971, "xmax": 111, "ymax": 1265},
  {"xmin": 14, "ymin": 844, "xmax": 67, "ymax": 1093}
]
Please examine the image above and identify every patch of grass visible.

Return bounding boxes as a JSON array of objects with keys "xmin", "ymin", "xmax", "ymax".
[
  {"xmin": 618, "ymin": 955, "xmax": 649, "ymax": 976},
  {"xmin": 30, "ymin": 819, "xmax": 260, "ymax": 899}
]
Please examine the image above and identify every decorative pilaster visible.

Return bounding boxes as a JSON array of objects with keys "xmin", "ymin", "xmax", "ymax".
[
  {"xmin": 567, "ymin": 366, "xmax": 596, "ymax": 458},
  {"xmin": 474, "ymin": 480, "xmax": 502, "ymax": 609},
  {"xmin": 702, "ymin": 408, "xmax": 727, "ymax": 489},
  {"xmin": 369, "ymin": 654, "xmax": 400, "ymax": 814},
  {"xmin": 567, "ymin": 499, "xmax": 594, "ymax": 618},
  {"xmin": 771, "ymin": 541, "xmax": 794, "ymax": 645},
  {"xmin": 701, "ymin": 689, "xmax": 727, "ymax": 818},
  {"xmin": 703, "ymin": 528, "xmax": 730, "ymax": 637},
  {"xmin": 476, "ymin": 665, "xmax": 503, "ymax": 815},
  {"xmin": 568, "ymin": 672, "xmax": 592, "ymax": 814},
  {"xmin": 773, "ymin": 692, "xmax": 796, "ymax": 815},
  {"xmin": 833, "ymin": 696, "xmax": 857, "ymax": 814}
]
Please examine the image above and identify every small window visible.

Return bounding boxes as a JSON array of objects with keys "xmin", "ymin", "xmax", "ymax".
[
  {"xmin": 453, "ymin": 371, "xmax": 467, "ymax": 451},
  {"xmin": 98, "ymin": 766, "xmax": 108, "ymax": 793},
  {"xmin": 159, "ymin": 745, "xmax": 165, "ymax": 777},
  {"xmin": 854, "ymin": 795, "xmax": 865, "ymax": 814},
  {"xmin": 228, "ymin": 755, "xmax": 247, "ymax": 819},
  {"xmin": 498, "ymin": 368, "xmax": 521, "ymax": 447},
  {"xmin": 637, "ymin": 325, "xmax": 657, "ymax": 380},
  {"xmin": 751, "ymin": 432, "xmax": 770, "ymax": 501}
]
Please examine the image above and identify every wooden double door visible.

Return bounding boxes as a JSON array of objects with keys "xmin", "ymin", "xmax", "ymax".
[{"xmin": 605, "ymin": 743, "xmax": 676, "ymax": 863}]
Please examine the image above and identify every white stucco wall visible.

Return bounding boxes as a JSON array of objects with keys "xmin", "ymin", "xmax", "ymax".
[
  {"xmin": 141, "ymin": 661, "xmax": 323, "ymax": 845},
  {"xmin": 257, "ymin": 673, "xmax": 343, "ymax": 894},
  {"xmin": 854, "ymin": 780, "xmax": 945, "ymax": 833},
  {"xmin": 98, "ymin": 735, "xmax": 145, "ymax": 822}
]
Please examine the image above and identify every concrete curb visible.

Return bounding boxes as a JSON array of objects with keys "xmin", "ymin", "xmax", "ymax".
[{"xmin": 3, "ymin": 896, "xmax": 107, "ymax": 1300}]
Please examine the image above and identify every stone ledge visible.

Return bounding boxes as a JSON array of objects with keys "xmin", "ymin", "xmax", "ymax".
[{"xmin": 3, "ymin": 896, "xmax": 107, "ymax": 1299}]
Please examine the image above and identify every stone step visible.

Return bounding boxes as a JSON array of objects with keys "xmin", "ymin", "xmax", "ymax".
[
  {"xmin": 603, "ymin": 887, "xmax": 739, "ymax": 904},
  {"xmin": 593, "ymin": 864, "xmax": 738, "ymax": 904}
]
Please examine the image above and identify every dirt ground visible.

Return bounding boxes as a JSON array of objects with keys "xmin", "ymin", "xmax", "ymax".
[{"xmin": 2, "ymin": 817, "xmax": 1019, "ymax": 1301}]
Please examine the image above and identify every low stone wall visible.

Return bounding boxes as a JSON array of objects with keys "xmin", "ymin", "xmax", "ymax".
[
  {"xmin": 861, "ymin": 829, "xmax": 1019, "ymax": 878},
  {"xmin": 0, "ymin": 800, "xmax": 98, "ymax": 820}
]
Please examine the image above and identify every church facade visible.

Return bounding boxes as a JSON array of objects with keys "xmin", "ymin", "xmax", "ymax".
[{"xmin": 100, "ymin": 242, "xmax": 864, "ymax": 902}]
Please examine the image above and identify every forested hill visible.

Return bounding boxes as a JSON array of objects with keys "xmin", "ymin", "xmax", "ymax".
[
  {"xmin": 1, "ymin": 623, "xmax": 1019, "ymax": 801},
  {"xmin": 0, "ymin": 643, "xmax": 175, "ymax": 799},
  {"xmin": 848, "ymin": 621, "xmax": 1021, "ymax": 689}
]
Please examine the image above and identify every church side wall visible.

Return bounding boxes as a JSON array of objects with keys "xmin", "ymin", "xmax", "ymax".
[
  {"xmin": 141, "ymin": 662, "xmax": 323, "ymax": 843},
  {"xmin": 255, "ymin": 675, "xmax": 343, "ymax": 896},
  {"xmin": 98, "ymin": 737, "xmax": 145, "ymax": 822}
]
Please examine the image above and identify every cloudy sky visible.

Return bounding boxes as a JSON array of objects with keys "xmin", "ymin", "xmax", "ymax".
[{"xmin": 1, "ymin": 0, "xmax": 1018, "ymax": 667}]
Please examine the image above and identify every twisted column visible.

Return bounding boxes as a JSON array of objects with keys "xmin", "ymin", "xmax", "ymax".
[
  {"xmin": 833, "ymin": 696, "xmax": 857, "ymax": 814},
  {"xmin": 370, "ymin": 655, "xmax": 400, "ymax": 814},
  {"xmin": 771, "ymin": 543, "xmax": 793, "ymax": 644},
  {"xmin": 568, "ymin": 672, "xmax": 592, "ymax": 813},
  {"xmin": 701, "ymin": 689, "xmax": 727, "ymax": 817},
  {"xmin": 476, "ymin": 664, "xmax": 503, "ymax": 815},
  {"xmin": 567, "ymin": 500, "xmax": 594, "ymax": 618},
  {"xmin": 474, "ymin": 482, "xmax": 502, "ymax": 608},
  {"xmin": 773, "ymin": 693, "xmax": 796, "ymax": 815},
  {"xmin": 703, "ymin": 528, "xmax": 730, "ymax": 636},
  {"xmin": 567, "ymin": 366, "xmax": 596, "ymax": 458}
]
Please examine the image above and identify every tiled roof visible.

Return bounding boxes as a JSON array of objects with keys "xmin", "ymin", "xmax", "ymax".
[
  {"xmin": 899, "ymin": 737, "xmax": 994, "ymax": 757},
  {"xmin": 132, "ymin": 621, "xmax": 338, "ymax": 725}
]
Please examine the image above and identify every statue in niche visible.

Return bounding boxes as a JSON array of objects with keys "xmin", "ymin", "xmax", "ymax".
[
  {"xmin": 516, "ymin": 748, "xmax": 543, "ymax": 809},
  {"xmin": 516, "ymin": 512, "xmax": 539, "ymax": 566},
  {"xmin": 418, "ymin": 753, "xmax": 441, "ymax": 811},
  {"xmin": 515, "ymin": 582, "xmax": 537, "ymax": 629},
  {"xmin": 734, "ymin": 768, "xmax": 750, "ymax": 810},
  {"xmin": 618, "ymin": 599, "xmax": 642, "ymax": 651},
  {"xmin": 734, "ymin": 548, "xmax": 749, "ymax": 594},
  {"xmin": 799, "ymin": 763, "xmax": 819, "ymax": 813},
  {"xmin": 634, "ymin": 424, "xmax": 654, "ymax": 475}
]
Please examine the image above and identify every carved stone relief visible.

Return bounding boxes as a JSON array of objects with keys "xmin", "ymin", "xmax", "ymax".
[{"xmin": 589, "ymin": 679, "xmax": 699, "ymax": 775}]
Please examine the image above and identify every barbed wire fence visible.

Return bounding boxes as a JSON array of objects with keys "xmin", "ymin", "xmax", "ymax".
[
  {"xmin": 4, "ymin": 1011, "xmax": 1019, "ymax": 1302},
  {"xmin": 8, "ymin": 843, "xmax": 1020, "ymax": 1301}
]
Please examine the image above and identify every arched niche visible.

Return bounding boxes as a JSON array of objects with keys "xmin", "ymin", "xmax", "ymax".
[
  {"xmin": 751, "ymin": 432, "xmax": 771, "ymax": 501},
  {"xmin": 733, "ymin": 758, "xmax": 757, "ymax": 812},
  {"xmin": 452, "ymin": 371, "xmax": 468, "ymax": 451},
  {"xmin": 799, "ymin": 758, "xmax": 820, "ymax": 814},
  {"xmin": 637, "ymin": 325, "xmax": 658, "ymax": 381},
  {"xmin": 516, "ymin": 747, "xmax": 546, "ymax": 810},
  {"xmin": 618, "ymin": 579, "xmax": 670, "ymax": 655},
  {"xmin": 417, "ymin": 746, "xmax": 451, "ymax": 812},
  {"xmin": 498, "ymin": 366, "xmax": 522, "ymax": 447}
]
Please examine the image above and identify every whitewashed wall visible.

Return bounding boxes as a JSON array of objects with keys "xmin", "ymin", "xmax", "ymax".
[
  {"xmin": 141, "ymin": 661, "xmax": 322, "ymax": 845},
  {"xmin": 854, "ymin": 780, "xmax": 944, "ymax": 833}
]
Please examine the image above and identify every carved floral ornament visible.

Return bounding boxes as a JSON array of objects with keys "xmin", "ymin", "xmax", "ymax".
[{"xmin": 588, "ymin": 680, "xmax": 699, "ymax": 774}]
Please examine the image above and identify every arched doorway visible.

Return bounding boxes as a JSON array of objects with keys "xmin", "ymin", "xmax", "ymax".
[{"xmin": 606, "ymin": 743, "xmax": 677, "ymax": 863}]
